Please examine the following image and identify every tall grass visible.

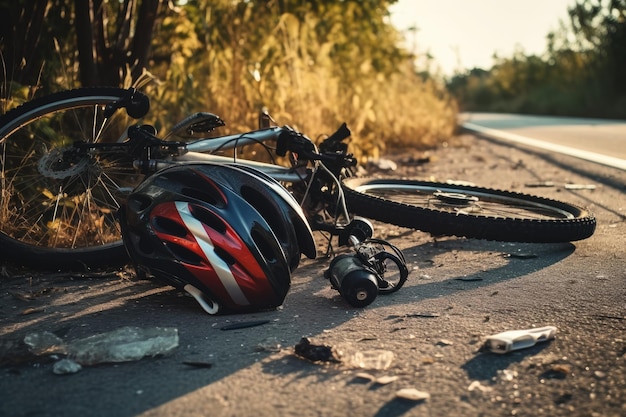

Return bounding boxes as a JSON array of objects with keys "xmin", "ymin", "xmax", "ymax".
[
  {"xmin": 2, "ymin": 8, "xmax": 458, "ymax": 159},
  {"xmin": 137, "ymin": 8, "xmax": 457, "ymax": 160}
]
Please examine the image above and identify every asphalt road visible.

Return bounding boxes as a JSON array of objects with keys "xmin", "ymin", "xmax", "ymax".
[
  {"xmin": 461, "ymin": 112, "xmax": 626, "ymax": 169},
  {"xmin": 1, "ymin": 128, "xmax": 625, "ymax": 417}
]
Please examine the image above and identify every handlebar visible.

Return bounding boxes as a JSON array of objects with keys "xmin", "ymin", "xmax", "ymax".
[{"xmin": 276, "ymin": 123, "xmax": 355, "ymax": 167}]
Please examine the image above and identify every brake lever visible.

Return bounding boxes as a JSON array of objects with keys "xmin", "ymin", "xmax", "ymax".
[{"xmin": 319, "ymin": 123, "xmax": 351, "ymax": 153}]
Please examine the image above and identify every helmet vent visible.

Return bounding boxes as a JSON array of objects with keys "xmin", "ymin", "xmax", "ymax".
[
  {"xmin": 240, "ymin": 186, "xmax": 287, "ymax": 239},
  {"xmin": 165, "ymin": 242, "xmax": 204, "ymax": 265},
  {"xmin": 137, "ymin": 236, "xmax": 155, "ymax": 255},
  {"xmin": 214, "ymin": 247, "xmax": 236, "ymax": 265},
  {"xmin": 251, "ymin": 229, "xmax": 277, "ymax": 262},
  {"xmin": 152, "ymin": 216, "xmax": 188, "ymax": 237},
  {"xmin": 127, "ymin": 194, "xmax": 152, "ymax": 212},
  {"xmin": 189, "ymin": 205, "xmax": 227, "ymax": 234},
  {"xmin": 181, "ymin": 186, "xmax": 226, "ymax": 208}
]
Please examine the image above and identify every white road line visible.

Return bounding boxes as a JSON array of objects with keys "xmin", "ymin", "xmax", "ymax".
[{"xmin": 463, "ymin": 122, "xmax": 626, "ymax": 171}]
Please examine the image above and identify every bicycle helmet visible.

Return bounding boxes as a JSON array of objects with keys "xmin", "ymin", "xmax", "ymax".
[{"xmin": 119, "ymin": 163, "xmax": 316, "ymax": 314}]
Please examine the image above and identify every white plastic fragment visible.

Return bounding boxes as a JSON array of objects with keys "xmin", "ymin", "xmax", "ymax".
[
  {"xmin": 564, "ymin": 183, "xmax": 596, "ymax": 190},
  {"xmin": 484, "ymin": 326, "xmax": 557, "ymax": 354},
  {"xmin": 467, "ymin": 380, "xmax": 493, "ymax": 392},
  {"xmin": 341, "ymin": 349, "xmax": 394, "ymax": 370}
]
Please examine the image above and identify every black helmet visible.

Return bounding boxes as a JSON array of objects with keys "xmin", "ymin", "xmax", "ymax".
[{"xmin": 120, "ymin": 163, "xmax": 316, "ymax": 314}]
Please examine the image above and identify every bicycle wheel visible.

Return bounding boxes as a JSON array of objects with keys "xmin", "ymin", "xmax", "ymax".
[
  {"xmin": 342, "ymin": 178, "xmax": 596, "ymax": 243},
  {"xmin": 0, "ymin": 87, "xmax": 146, "ymax": 269}
]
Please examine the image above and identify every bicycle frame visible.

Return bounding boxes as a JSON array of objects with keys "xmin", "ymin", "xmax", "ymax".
[
  {"xmin": 135, "ymin": 125, "xmax": 354, "ymax": 235},
  {"xmin": 151, "ymin": 127, "xmax": 306, "ymax": 181}
]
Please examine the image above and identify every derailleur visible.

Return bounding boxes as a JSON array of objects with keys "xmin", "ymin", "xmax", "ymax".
[{"xmin": 324, "ymin": 218, "xmax": 409, "ymax": 307}]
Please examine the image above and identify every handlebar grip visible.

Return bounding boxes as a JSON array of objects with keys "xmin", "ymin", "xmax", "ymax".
[{"xmin": 276, "ymin": 130, "xmax": 316, "ymax": 157}]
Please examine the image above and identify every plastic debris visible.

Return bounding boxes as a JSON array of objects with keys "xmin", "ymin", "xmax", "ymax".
[
  {"xmin": 53, "ymin": 359, "xmax": 82, "ymax": 375},
  {"xmin": 564, "ymin": 183, "xmax": 596, "ymax": 190},
  {"xmin": 525, "ymin": 181, "xmax": 555, "ymax": 188},
  {"xmin": 341, "ymin": 349, "xmax": 394, "ymax": 370},
  {"xmin": 354, "ymin": 373, "xmax": 398, "ymax": 385},
  {"xmin": 484, "ymin": 326, "xmax": 557, "ymax": 354},
  {"xmin": 256, "ymin": 337, "xmax": 282, "ymax": 352},
  {"xmin": 67, "ymin": 326, "xmax": 179, "ymax": 365},
  {"xmin": 183, "ymin": 361, "xmax": 213, "ymax": 368},
  {"xmin": 22, "ymin": 327, "xmax": 179, "ymax": 366},
  {"xmin": 220, "ymin": 320, "xmax": 270, "ymax": 331},
  {"xmin": 24, "ymin": 331, "xmax": 66, "ymax": 356},
  {"xmin": 294, "ymin": 338, "xmax": 394, "ymax": 370},
  {"xmin": 395, "ymin": 388, "xmax": 430, "ymax": 402}
]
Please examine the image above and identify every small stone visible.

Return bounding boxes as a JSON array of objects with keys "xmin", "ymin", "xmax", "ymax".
[
  {"xmin": 374, "ymin": 375, "xmax": 399, "ymax": 385},
  {"xmin": 551, "ymin": 364, "xmax": 571, "ymax": 375},
  {"xmin": 372, "ymin": 158, "xmax": 397, "ymax": 171},
  {"xmin": 53, "ymin": 358, "xmax": 82, "ymax": 375},
  {"xmin": 395, "ymin": 388, "xmax": 430, "ymax": 401},
  {"xmin": 256, "ymin": 337, "xmax": 281, "ymax": 352},
  {"xmin": 354, "ymin": 372, "xmax": 375, "ymax": 381},
  {"xmin": 468, "ymin": 380, "xmax": 493, "ymax": 392}
]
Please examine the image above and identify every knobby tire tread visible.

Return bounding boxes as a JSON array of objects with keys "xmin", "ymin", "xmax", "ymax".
[{"xmin": 342, "ymin": 178, "xmax": 596, "ymax": 243}]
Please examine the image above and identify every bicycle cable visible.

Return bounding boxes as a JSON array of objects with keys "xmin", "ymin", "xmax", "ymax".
[{"xmin": 208, "ymin": 134, "xmax": 278, "ymax": 165}]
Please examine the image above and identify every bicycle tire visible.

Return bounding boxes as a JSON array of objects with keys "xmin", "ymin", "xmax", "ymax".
[
  {"xmin": 342, "ymin": 178, "xmax": 596, "ymax": 243},
  {"xmin": 0, "ymin": 87, "xmax": 146, "ymax": 269}
]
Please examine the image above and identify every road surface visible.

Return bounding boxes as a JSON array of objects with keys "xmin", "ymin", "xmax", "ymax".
[
  {"xmin": 462, "ymin": 112, "xmax": 626, "ymax": 170},
  {"xmin": 1, "ymin": 125, "xmax": 625, "ymax": 417}
]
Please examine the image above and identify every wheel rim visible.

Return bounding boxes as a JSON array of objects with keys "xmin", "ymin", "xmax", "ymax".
[
  {"xmin": 351, "ymin": 182, "xmax": 577, "ymax": 220},
  {"xmin": 0, "ymin": 94, "xmax": 142, "ymax": 250}
]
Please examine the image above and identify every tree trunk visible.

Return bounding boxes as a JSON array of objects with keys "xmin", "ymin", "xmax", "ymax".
[
  {"xmin": 0, "ymin": 0, "xmax": 50, "ymax": 86},
  {"xmin": 131, "ymin": 0, "xmax": 160, "ymax": 81},
  {"xmin": 74, "ymin": 0, "xmax": 98, "ymax": 86}
]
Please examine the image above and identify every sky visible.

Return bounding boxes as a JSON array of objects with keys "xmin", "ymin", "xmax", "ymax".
[{"xmin": 389, "ymin": 0, "xmax": 577, "ymax": 76}]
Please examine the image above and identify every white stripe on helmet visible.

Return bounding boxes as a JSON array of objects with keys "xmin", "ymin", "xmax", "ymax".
[{"xmin": 175, "ymin": 201, "xmax": 250, "ymax": 306}]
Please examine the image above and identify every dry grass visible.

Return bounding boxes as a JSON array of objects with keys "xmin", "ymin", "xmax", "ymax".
[{"xmin": 138, "ymin": 10, "xmax": 457, "ymax": 160}]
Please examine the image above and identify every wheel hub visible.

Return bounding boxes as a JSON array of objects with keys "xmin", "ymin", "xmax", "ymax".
[
  {"xmin": 433, "ymin": 191, "xmax": 479, "ymax": 206},
  {"xmin": 38, "ymin": 146, "xmax": 89, "ymax": 179}
]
